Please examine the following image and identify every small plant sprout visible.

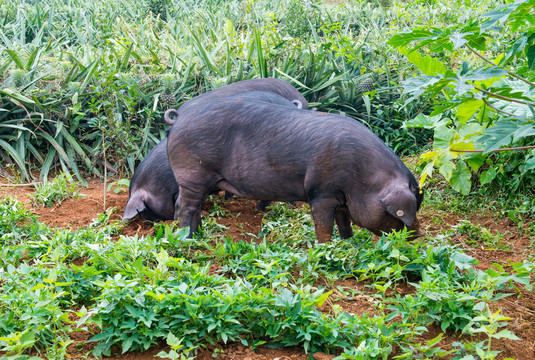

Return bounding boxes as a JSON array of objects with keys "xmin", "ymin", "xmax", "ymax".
[
  {"xmin": 31, "ymin": 173, "xmax": 81, "ymax": 207},
  {"xmin": 107, "ymin": 178, "xmax": 130, "ymax": 194},
  {"xmin": 463, "ymin": 305, "xmax": 520, "ymax": 360}
]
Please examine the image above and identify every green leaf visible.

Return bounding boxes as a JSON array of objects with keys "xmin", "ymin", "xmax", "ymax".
[
  {"xmin": 512, "ymin": 123, "xmax": 535, "ymax": 142},
  {"xmin": 450, "ymin": 251, "xmax": 478, "ymax": 269},
  {"xmin": 433, "ymin": 124, "xmax": 455, "ymax": 149},
  {"xmin": 465, "ymin": 153, "xmax": 486, "ymax": 172},
  {"xmin": 388, "ymin": 29, "xmax": 439, "ymax": 48},
  {"xmin": 404, "ymin": 114, "xmax": 449, "ymax": 129},
  {"xmin": 449, "ymin": 32, "xmax": 472, "ymax": 49},
  {"xmin": 456, "ymin": 99, "xmax": 484, "ymax": 124},
  {"xmin": 524, "ymin": 154, "xmax": 535, "ymax": 170},
  {"xmin": 527, "ymin": 45, "xmax": 535, "ymax": 70},
  {"xmin": 480, "ymin": 121, "xmax": 517, "ymax": 153},
  {"xmin": 0, "ymin": 139, "xmax": 30, "ymax": 181},
  {"xmin": 438, "ymin": 160, "xmax": 456, "ymax": 180},
  {"xmin": 480, "ymin": 3, "xmax": 517, "ymax": 32},
  {"xmin": 493, "ymin": 330, "xmax": 520, "ymax": 340},
  {"xmin": 450, "ymin": 161, "xmax": 472, "ymax": 195},
  {"xmin": 398, "ymin": 46, "xmax": 447, "ymax": 76}
]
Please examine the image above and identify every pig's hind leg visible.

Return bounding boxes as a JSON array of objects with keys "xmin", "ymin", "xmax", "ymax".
[
  {"xmin": 335, "ymin": 206, "xmax": 353, "ymax": 239},
  {"xmin": 174, "ymin": 186, "xmax": 207, "ymax": 237}
]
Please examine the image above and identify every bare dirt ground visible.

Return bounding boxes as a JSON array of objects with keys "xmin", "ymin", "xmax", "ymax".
[{"xmin": 1, "ymin": 177, "xmax": 534, "ymax": 360}]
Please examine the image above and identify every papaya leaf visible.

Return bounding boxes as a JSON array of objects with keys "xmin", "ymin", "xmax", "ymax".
[
  {"xmin": 480, "ymin": 168, "xmax": 497, "ymax": 185},
  {"xmin": 398, "ymin": 46, "xmax": 447, "ymax": 76},
  {"xmin": 449, "ymin": 32, "xmax": 472, "ymax": 49},
  {"xmin": 527, "ymin": 45, "xmax": 535, "ymax": 70},
  {"xmin": 480, "ymin": 3, "xmax": 518, "ymax": 32},
  {"xmin": 479, "ymin": 120, "xmax": 517, "ymax": 152},
  {"xmin": 438, "ymin": 159, "xmax": 456, "ymax": 180},
  {"xmin": 401, "ymin": 76, "xmax": 440, "ymax": 104},
  {"xmin": 508, "ymin": 2, "xmax": 535, "ymax": 31},
  {"xmin": 511, "ymin": 122, "xmax": 535, "ymax": 142},
  {"xmin": 433, "ymin": 124, "xmax": 456, "ymax": 149},
  {"xmin": 387, "ymin": 29, "xmax": 440, "ymax": 48},
  {"xmin": 450, "ymin": 161, "xmax": 472, "ymax": 195},
  {"xmin": 404, "ymin": 114, "xmax": 449, "ymax": 129},
  {"xmin": 456, "ymin": 99, "xmax": 484, "ymax": 124},
  {"xmin": 465, "ymin": 153, "xmax": 486, "ymax": 172}
]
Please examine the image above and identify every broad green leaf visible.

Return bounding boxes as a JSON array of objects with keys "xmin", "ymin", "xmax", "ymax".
[
  {"xmin": 508, "ymin": 2, "xmax": 535, "ymax": 31},
  {"xmin": 387, "ymin": 29, "xmax": 440, "ymax": 48},
  {"xmin": 480, "ymin": 3, "xmax": 517, "ymax": 32},
  {"xmin": 404, "ymin": 113, "xmax": 449, "ymax": 129},
  {"xmin": 493, "ymin": 330, "xmax": 520, "ymax": 340},
  {"xmin": 450, "ymin": 251, "xmax": 477, "ymax": 269},
  {"xmin": 480, "ymin": 121, "xmax": 517, "ymax": 153},
  {"xmin": 398, "ymin": 46, "xmax": 447, "ymax": 76},
  {"xmin": 506, "ymin": 34, "xmax": 528, "ymax": 60},
  {"xmin": 527, "ymin": 45, "xmax": 535, "ymax": 70},
  {"xmin": 458, "ymin": 122, "xmax": 483, "ymax": 140},
  {"xmin": 449, "ymin": 32, "xmax": 472, "ymax": 49},
  {"xmin": 466, "ymin": 66, "xmax": 508, "ymax": 81},
  {"xmin": 456, "ymin": 99, "xmax": 484, "ymax": 124},
  {"xmin": 453, "ymin": 76, "xmax": 474, "ymax": 96},
  {"xmin": 438, "ymin": 160, "xmax": 456, "ymax": 180},
  {"xmin": 512, "ymin": 122, "xmax": 535, "ymax": 142},
  {"xmin": 450, "ymin": 161, "xmax": 472, "ymax": 194},
  {"xmin": 465, "ymin": 153, "xmax": 486, "ymax": 172},
  {"xmin": 433, "ymin": 124, "xmax": 456, "ymax": 149}
]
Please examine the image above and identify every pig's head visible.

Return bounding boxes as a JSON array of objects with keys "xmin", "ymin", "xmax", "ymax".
[
  {"xmin": 123, "ymin": 189, "xmax": 177, "ymax": 222},
  {"xmin": 380, "ymin": 186, "xmax": 417, "ymax": 227},
  {"xmin": 365, "ymin": 182, "xmax": 424, "ymax": 239}
]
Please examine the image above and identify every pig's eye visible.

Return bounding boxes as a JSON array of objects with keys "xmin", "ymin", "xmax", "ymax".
[{"xmin": 396, "ymin": 210, "xmax": 404, "ymax": 217}]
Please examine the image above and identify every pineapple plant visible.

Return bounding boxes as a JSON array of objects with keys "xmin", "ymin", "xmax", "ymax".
[
  {"xmin": 159, "ymin": 74, "xmax": 177, "ymax": 108},
  {"xmin": 6, "ymin": 69, "xmax": 28, "ymax": 88},
  {"xmin": 357, "ymin": 77, "xmax": 375, "ymax": 93}
]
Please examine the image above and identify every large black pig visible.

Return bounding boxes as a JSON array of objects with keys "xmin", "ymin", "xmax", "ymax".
[
  {"xmin": 167, "ymin": 97, "xmax": 424, "ymax": 241},
  {"xmin": 123, "ymin": 88, "xmax": 306, "ymax": 221}
]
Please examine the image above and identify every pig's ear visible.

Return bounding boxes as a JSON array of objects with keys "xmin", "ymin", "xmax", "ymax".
[
  {"xmin": 380, "ymin": 187, "xmax": 417, "ymax": 227},
  {"xmin": 123, "ymin": 194, "xmax": 146, "ymax": 220}
]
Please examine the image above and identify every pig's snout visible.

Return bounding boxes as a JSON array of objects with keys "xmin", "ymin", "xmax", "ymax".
[{"xmin": 407, "ymin": 216, "xmax": 425, "ymax": 240}]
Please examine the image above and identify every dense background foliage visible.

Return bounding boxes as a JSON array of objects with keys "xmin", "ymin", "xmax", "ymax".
[{"xmin": 4, "ymin": 0, "xmax": 529, "ymax": 188}]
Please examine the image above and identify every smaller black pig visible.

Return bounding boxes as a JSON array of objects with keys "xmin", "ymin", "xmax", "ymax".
[
  {"xmin": 167, "ymin": 97, "xmax": 424, "ymax": 241},
  {"xmin": 123, "ymin": 89, "xmax": 306, "ymax": 221},
  {"xmin": 123, "ymin": 137, "xmax": 177, "ymax": 221}
]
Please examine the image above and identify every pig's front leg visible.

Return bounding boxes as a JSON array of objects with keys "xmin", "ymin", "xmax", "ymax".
[{"xmin": 309, "ymin": 198, "xmax": 340, "ymax": 243}]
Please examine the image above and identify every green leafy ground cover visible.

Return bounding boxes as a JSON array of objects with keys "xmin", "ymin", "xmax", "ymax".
[{"xmin": 0, "ymin": 184, "xmax": 534, "ymax": 359}]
